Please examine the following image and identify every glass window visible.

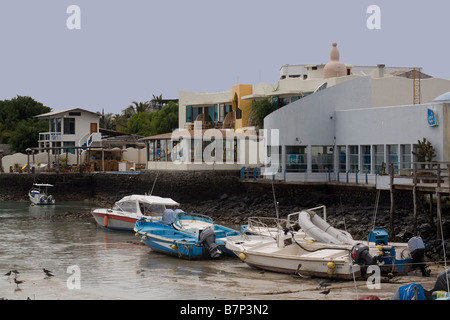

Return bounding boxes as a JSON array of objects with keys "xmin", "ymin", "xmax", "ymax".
[
  {"xmin": 63, "ymin": 141, "xmax": 75, "ymax": 154},
  {"xmin": 373, "ymin": 145, "xmax": 385, "ymax": 174},
  {"xmin": 186, "ymin": 106, "xmax": 192, "ymax": 122},
  {"xmin": 291, "ymin": 96, "xmax": 302, "ymax": 103},
  {"xmin": 361, "ymin": 145, "xmax": 371, "ymax": 172},
  {"xmin": 311, "ymin": 146, "xmax": 333, "ymax": 173},
  {"xmin": 286, "ymin": 146, "xmax": 307, "ymax": 172},
  {"xmin": 50, "ymin": 118, "xmax": 62, "ymax": 133},
  {"xmin": 338, "ymin": 146, "xmax": 346, "ymax": 171},
  {"xmin": 349, "ymin": 145, "xmax": 359, "ymax": 172},
  {"xmin": 63, "ymin": 118, "xmax": 75, "ymax": 134},
  {"xmin": 401, "ymin": 144, "xmax": 411, "ymax": 169},
  {"xmin": 387, "ymin": 144, "xmax": 398, "ymax": 173},
  {"xmin": 267, "ymin": 145, "xmax": 282, "ymax": 172}
]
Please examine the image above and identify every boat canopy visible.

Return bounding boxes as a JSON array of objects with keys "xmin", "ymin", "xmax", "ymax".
[{"xmin": 116, "ymin": 195, "xmax": 179, "ymax": 207}]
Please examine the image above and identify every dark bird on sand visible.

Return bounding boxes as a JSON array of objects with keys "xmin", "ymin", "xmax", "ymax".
[
  {"xmin": 320, "ymin": 289, "xmax": 331, "ymax": 296},
  {"xmin": 43, "ymin": 268, "xmax": 54, "ymax": 277},
  {"xmin": 4, "ymin": 271, "xmax": 12, "ymax": 277},
  {"xmin": 14, "ymin": 278, "xmax": 24, "ymax": 288}
]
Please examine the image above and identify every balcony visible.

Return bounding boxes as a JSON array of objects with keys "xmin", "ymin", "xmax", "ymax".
[{"xmin": 39, "ymin": 132, "xmax": 62, "ymax": 142}]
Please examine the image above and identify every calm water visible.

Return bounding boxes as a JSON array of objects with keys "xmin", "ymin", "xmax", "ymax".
[
  {"xmin": 0, "ymin": 201, "xmax": 323, "ymax": 300},
  {"xmin": 1, "ymin": 201, "xmax": 438, "ymax": 301}
]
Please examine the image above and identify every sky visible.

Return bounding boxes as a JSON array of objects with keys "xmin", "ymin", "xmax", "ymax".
[{"xmin": 0, "ymin": 0, "xmax": 449, "ymax": 115}]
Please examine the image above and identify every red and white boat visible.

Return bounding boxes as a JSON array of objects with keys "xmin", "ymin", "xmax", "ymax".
[{"xmin": 91, "ymin": 194, "xmax": 180, "ymax": 231}]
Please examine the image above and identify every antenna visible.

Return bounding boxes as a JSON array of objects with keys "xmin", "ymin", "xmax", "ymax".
[{"xmin": 148, "ymin": 171, "xmax": 159, "ymax": 196}]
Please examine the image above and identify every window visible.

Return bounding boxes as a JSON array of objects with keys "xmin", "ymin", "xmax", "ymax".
[
  {"xmin": 286, "ymin": 146, "xmax": 307, "ymax": 172},
  {"xmin": 361, "ymin": 145, "xmax": 371, "ymax": 172},
  {"xmin": 338, "ymin": 146, "xmax": 346, "ymax": 171},
  {"xmin": 387, "ymin": 145, "xmax": 398, "ymax": 173},
  {"xmin": 373, "ymin": 145, "xmax": 385, "ymax": 174},
  {"xmin": 401, "ymin": 144, "xmax": 412, "ymax": 169},
  {"xmin": 63, "ymin": 141, "xmax": 75, "ymax": 154},
  {"xmin": 50, "ymin": 118, "xmax": 61, "ymax": 133},
  {"xmin": 349, "ymin": 145, "xmax": 359, "ymax": 172},
  {"xmin": 236, "ymin": 107, "xmax": 242, "ymax": 119},
  {"xmin": 68, "ymin": 112, "xmax": 81, "ymax": 116},
  {"xmin": 186, "ymin": 106, "xmax": 192, "ymax": 122},
  {"xmin": 63, "ymin": 118, "xmax": 75, "ymax": 134},
  {"xmin": 267, "ymin": 145, "xmax": 282, "ymax": 172},
  {"xmin": 311, "ymin": 146, "xmax": 333, "ymax": 173}
]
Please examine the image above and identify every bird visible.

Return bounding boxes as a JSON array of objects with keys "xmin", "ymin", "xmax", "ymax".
[
  {"xmin": 43, "ymin": 268, "xmax": 54, "ymax": 277},
  {"xmin": 4, "ymin": 271, "xmax": 12, "ymax": 277},
  {"xmin": 320, "ymin": 288, "xmax": 331, "ymax": 297},
  {"xmin": 317, "ymin": 281, "xmax": 331, "ymax": 289},
  {"xmin": 14, "ymin": 277, "xmax": 24, "ymax": 288}
]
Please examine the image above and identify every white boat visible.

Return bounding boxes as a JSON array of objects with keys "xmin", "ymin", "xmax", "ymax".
[
  {"xmin": 91, "ymin": 194, "xmax": 180, "ymax": 231},
  {"xmin": 227, "ymin": 206, "xmax": 416, "ymax": 280},
  {"xmin": 29, "ymin": 183, "xmax": 55, "ymax": 205}
]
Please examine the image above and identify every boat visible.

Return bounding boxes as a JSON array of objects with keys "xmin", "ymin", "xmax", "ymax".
[
  {"xmin": 29, "ymin": 183, "xmax": 55, "ymax": 205},
  {"xmin": 134, "ymin": 211, "xmax": 241, "ymax": 259},
  {"xmin": 226, "ymin": 206, "xmax": 417, "ymax": 280},
  {"xmin": 91, "ymin": 194, "xmax": 180, "ymax": 231}
]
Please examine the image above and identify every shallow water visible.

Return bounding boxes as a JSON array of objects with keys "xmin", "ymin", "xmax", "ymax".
[{"xmin": 0, "ymin": 201, "xmax": 441, "ymax": 300}]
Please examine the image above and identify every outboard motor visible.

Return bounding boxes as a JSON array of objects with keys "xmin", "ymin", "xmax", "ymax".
[
  {"xmin": 351, "ymin": 243, "xmax": 377, "ymax": 267},
  {"xmin": 199, "ymin": 226, "xmax": 221, "ymax": 259},
  {"xmin": 47, "ymin": 195, "xmax": 54, "ymax": 204}
]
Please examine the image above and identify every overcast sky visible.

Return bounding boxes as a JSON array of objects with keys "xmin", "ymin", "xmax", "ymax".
[{"xmin": 0, "ymin": 0, "xmax": 449, "ymax": 115}]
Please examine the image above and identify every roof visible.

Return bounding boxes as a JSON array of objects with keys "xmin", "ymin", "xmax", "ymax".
[
  {"xmin": 117, "ymin": 195, "xmax": 179, "ymax": 206},
  {"xmin": 35, "ymin": 108, "xmax": 100, "ymax": 118}
]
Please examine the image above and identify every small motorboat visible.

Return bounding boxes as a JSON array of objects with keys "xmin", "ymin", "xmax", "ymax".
[
  {"xmin": 29, "ymin": 183, "xmax": 55, "ymax": 205},
  {"xmin": 134, "ymin": 211, "xmax": 241, "ymax": 259},
  {"xmin": 91, "ymin": 194, "xmax": 179, "ymax": 231},
  {"xmin": 226, "ymin": 206, "xmax": 419, "ymax": 280}
]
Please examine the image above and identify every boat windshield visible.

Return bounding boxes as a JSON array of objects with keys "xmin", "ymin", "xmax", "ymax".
[
  {"xmin": 112, "ymin": 201, "xmax": 137, "ymax": 213},
  {"xmin": 139, "ymin": 202, "xmax": 166, "ymax": 216}
]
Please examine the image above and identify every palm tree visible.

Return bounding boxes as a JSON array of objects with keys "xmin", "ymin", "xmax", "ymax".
[
  {"xmin": 129, "ymin": 101, "xmax": 151, "ymax": 114},
  {"xmin": 151, "ymin": 94, "xmax": 163, "ymax": 110}
]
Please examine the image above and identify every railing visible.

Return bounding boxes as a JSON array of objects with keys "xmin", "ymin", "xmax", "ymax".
[
  {"xmin": 39, "ymin": 132, "xmax": 62, "ymax": 142},
  {"xmin": 389, "ymin": 162, "xmax": 450, "ymax": 189}
]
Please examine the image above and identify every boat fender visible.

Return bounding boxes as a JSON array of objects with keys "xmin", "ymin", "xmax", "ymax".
[
  {"xmin": 327, "ymin": 261, "xmax": 336, "ymax": 275},
  {"xmin": 135, "ymin": 233, "xmax": 140, "ymax": 238},
  {"xmin": 171, "ymin": 244, "xmax": 177, "ymax": 250},
  {"xmin": 104, "ymin": 215, "xmax": 108, "ymax": 227},
  {"xmin": 239, "ymin": 253, "xmax": 246, "ymax": 261}
]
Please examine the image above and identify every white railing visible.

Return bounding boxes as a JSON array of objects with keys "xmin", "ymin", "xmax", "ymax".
[{"xmin": 39, "ymin": 132, "xmax": 62, "ymax": 142}]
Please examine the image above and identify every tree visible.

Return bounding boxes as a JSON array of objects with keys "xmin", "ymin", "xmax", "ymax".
[
  {"xmin": 0, "ymin": 96, "xmax": 51, "ymax": 152},
  {"xmin": 251, "ymin": 98, "xmax": 274, "ymax": 129},
  {"xmin": 126, "ymin": 101, "xmax": 178, "ymax": 136},
  {"xmin": 151, "ymin": 94, "xmax": 163, "ymax": 110},
  {"xmin": 412, "ymin": 137, "xmax": 436, "ymax": 164}
]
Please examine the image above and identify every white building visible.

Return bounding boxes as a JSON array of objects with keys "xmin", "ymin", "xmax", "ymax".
[
  {"xmin": 263, "ymin": 44, "xmax": 450, "ymax": 183},
  {"xmin": 35, "ymin": 108, "xmax": 101, "ymax": 154}
]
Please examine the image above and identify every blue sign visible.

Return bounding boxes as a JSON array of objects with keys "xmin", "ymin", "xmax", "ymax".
[{"xmin": 427, "ymin": 108, "xmax": 438, "ymax": 126}]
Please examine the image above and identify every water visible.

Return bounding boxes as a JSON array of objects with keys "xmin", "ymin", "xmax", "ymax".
[
  {"xmin": 0, "ymin": 201, "xmax": 439, "ymax": 301},
  {"xmin": 0, "ymin": 201, "xmax": 316, "ymax": 300}
]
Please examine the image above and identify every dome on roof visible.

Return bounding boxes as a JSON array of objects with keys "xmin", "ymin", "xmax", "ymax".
[
  {"xmin": 433, "ymin": 92, "xmax": 450, "ymax": 102},
  {"xmin": 323, "ymin": 42, "xmax": 347, "ymax": 79}
]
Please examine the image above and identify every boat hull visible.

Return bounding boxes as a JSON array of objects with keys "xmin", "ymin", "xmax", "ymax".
[
  {"xmin": 91, "ymin": 211, "xmax": 138, "ymax": 231},
  {"xmin": 135, "ymin": 217, "xmax": 239, "ymax": 260}
]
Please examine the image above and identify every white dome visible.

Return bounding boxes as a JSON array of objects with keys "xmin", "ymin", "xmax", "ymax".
[{"xmin": 433, "ymin": 92, "xmax": 450, "ymax": 102}]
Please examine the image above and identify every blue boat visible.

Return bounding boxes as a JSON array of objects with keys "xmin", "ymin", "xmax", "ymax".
[{"xmin": 134, "ymin": 210, "xmax": 241, "ymax": 260}]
